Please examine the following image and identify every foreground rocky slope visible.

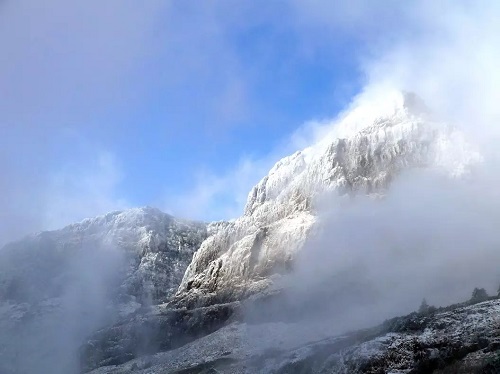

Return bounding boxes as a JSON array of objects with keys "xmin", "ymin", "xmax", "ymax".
[{"xmin": 88, "ymin": 297, "xmax": 500, "ymax": 373}]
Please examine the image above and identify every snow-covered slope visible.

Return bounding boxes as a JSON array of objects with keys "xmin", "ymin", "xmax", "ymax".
[{"xmin": 175, "ymin": 91, "xmax": 481, "ymax": 307}]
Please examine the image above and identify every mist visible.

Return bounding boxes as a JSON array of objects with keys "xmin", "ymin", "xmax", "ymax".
[
  {"xmin": 243, "ymin": 151, "xmax": 500, "ymax": 347},
  {"xmin": 0, "ymin": 237, "xmax": 128, "ymax": 373},
  {"xmin": 281, "ymin": 168, "xmax": 496, "ymax": 323},
  {"xmin": 242, "ymin": 0, "xmax": 500, "ymax": 342},
  {"xmin": 360, "ymin": 2, "xmax": 500, "ymax": 146}
]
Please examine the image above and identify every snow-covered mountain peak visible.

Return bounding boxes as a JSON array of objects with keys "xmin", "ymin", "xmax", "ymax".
[
  {"xmin": 0, "ymin": 206, "xmax": 209, "ymax": 307},
  {"xmin": 326, "ymin": 89, "xmax": 428, "ymax": 140},
  {"xmin": 244, "ymin": 90, "xmax": 480, "ymax": 220},
  {"xmin": 62, "ymin": 206, "xmax": 170, "ymax": 232},
  {"xmin": 177, "ymin": 90, "xmax": 482, "ymax": 307}
]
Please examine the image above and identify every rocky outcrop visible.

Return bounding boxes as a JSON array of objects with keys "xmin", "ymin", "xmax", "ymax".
[
  {"xmin": 86, "ymin": 298, "xmax": 500, "ymax": 373},
  {"xmin": 270, "ymin": 299, "xmax": 500, "ymax": 373},
  {"xmin": 80, "ymin": 302, "xmax": 241, "ymax": 372},
  {"xmin": 174, "ymin": 91, "xmax": 481, "ymax": 308}
]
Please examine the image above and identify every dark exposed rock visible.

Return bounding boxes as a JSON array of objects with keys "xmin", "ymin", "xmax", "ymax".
[
  {"xmin": 81, "ymin": 302, "xmax": 241, "ymax": 372},
  {"xmin": 470, "ymin": 287, "xmax": 490, "ymax": 304},
  {"xmin": 85, "ymin": 297, "xmax": 500, "ymax": 374}
]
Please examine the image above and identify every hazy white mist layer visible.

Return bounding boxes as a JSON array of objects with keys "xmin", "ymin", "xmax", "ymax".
[
  {"xmin": 281, "ymin": 168, "xmax": 500, "ymax": 325},
  {"xmin": 242, "ymin": 0, "xmax": 500, "ymax": 342},
  {"xmin": 0, "ymin": 241, "xmax": 126, "ymax": 374}
]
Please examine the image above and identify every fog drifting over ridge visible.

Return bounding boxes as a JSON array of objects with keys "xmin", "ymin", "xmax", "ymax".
[
  {"xmin": 242, "ymin": 0, "xmax": 500, "ymax": 334},
  {"xmin": 272, "ymin": 168, "xmax": 500, "ymax": 332},
  {"xmin": 295, "ymin": 0, "xmax": 500, "ymax": 314}
]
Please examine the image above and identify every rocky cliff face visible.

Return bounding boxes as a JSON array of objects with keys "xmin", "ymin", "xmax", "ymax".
[{"xmin": 174, "ymin": 91, "xmax": 480, "ymax": 308}]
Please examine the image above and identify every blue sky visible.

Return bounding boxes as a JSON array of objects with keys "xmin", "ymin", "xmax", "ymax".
[{"xmin": 2, "ymin": 0, "xmax": 499, "ymax": 243}]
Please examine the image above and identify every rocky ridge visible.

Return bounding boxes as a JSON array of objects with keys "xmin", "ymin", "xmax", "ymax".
[{"xmin": 0, "ymin": 206, "xmax": 207, "ymax": 305}]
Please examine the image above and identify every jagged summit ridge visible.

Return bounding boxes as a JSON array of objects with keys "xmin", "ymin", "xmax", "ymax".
[
  {"xmin": 245, "ymin": 90, "xmax": 478, "ymax": 219},
  {"xmin": 176, "ymin": 91, "xmax": 481, "ymax": 307},
  {"xmin": 0, "ymin": 206, "xmax": 208, "ymax": 305}
]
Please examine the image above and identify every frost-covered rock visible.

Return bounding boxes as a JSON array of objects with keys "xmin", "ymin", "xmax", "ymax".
[
  {"xmin": 0, "ymin": 206, "xmax": 207, "ymax": 305},
  {"xmin": 0, "ymin": 207, "xmax": 207, "ymax": 374},
  {"xmin": 267, "ymin": 299, "xmax": 500, "ymax": 373},
  {"xmin": 87, "ymin": 298, "xmax": 500, "ymax": 373},
  {"xmin": 175, "ymin": 91, "xmax": 481, "ymax": 307}
]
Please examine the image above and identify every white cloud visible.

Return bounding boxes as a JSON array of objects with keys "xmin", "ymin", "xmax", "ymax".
[
  {"xmin": 362, "ymin": 2, "xmax": 500, "ymax": 144},
  {"xmin": 289, "ymin": 1, "xmax": 500, "ymax": 145},
  {"xmin": 164, "ymin": 157, "xmax": 272, "ymax": 221}
]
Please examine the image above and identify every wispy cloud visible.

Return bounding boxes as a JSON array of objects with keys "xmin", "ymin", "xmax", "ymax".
[
  {"xmin": 164, "ymin": 157, "xmax": 271, "ymax": 221},
  {"xmin": 0, "ymin": 1, "xmax": 264, "ymax": 242}
]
